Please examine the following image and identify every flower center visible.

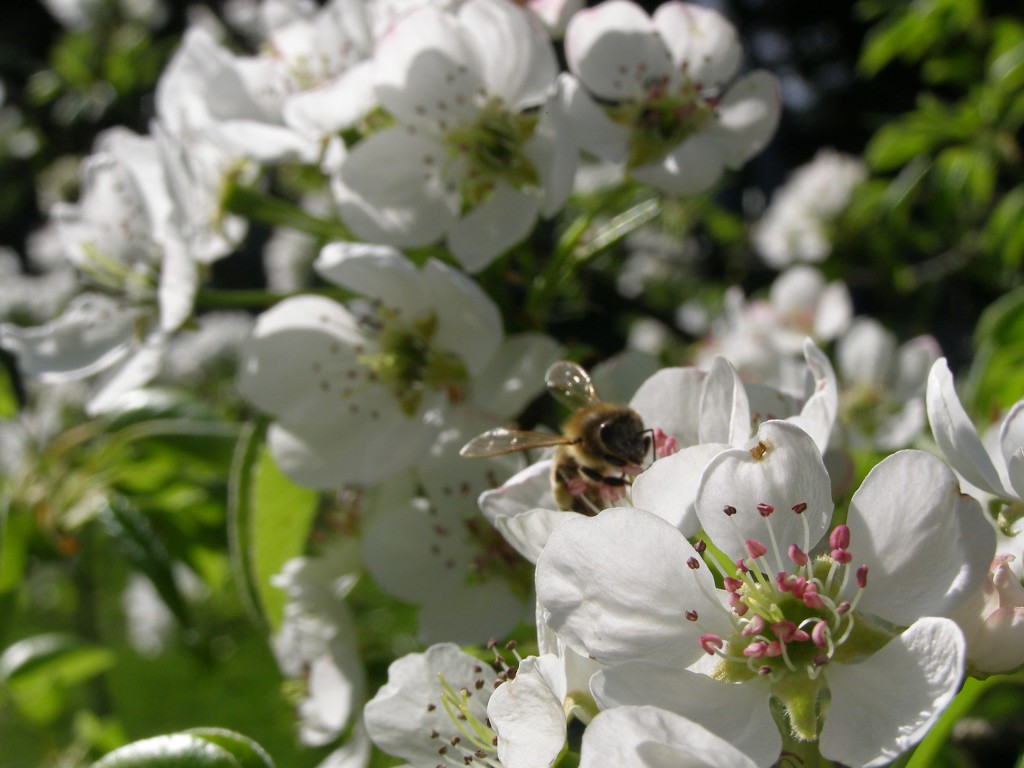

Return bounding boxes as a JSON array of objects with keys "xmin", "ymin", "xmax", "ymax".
[
  {"xmin": 609, "ymin": 76, "xmax": 716, "ymax": 169},
  {"xmin": 356, "ymin": 304, "xmax": 470, "ymax": 416},
  {"xmin": 443, "ymin": 97, "xmax": 540, "ymax": 206},
  {"xmin": 689, "ymin": 511, "xmax": 895, "ymax": 742}
]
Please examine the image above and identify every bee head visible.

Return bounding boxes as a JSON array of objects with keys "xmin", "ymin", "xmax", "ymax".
[{"xmin": 597, "ymin": 410, "xmax": 648, "ymax": 466}]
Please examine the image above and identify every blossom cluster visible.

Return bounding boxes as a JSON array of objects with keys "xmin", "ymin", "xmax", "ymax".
[{"xmin": 1, "ymin": 1, "xmax": 1022, "ymax": 767}]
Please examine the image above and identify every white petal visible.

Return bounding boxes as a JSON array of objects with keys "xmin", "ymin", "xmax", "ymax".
[
  {"xmin": 707, "ymin": 70, "xmax": 781, "ymax": 168},
  {"xmin": 630, "ymin": 133, "xmax": 724, "ymax": 196},
  {"xmin": 630, "ymin": 367, "xmax": 707, "ymax": 447},
  {"xmin": 845, "ymin": 450, "xmax": 996, "ymax": 625},
  {"xmin": 460, "ymin": 0, "xmax": 559, "ymax": 109},
  {"xmin": 891, "ymin": 334, "xmax": 941, "ymax": 403},
  {"xmin": 786, "ymin": 339, "xmax": 838, "ymax": 455},
  {"xmin": 445, "ymin": 184, "xmax": 541, "ymax": 272},
  {"xmin": 0, "ymin": 294, "xmax": 137, "ymax": 382},
  {"xmin": 313, "ymin": 720, "xmax": 371, "ymax": 768},
  {"xmin": 488, "ymin": 655, "xmax": 567, "ymax": 768},
  {"xmin": 418, "ymin": 408, "xmax": 520, "ymax": 519},
  {"xmin": 531, "ymin": 77, "xmax": 579, "ymax": 217},
  {"xmin": 479, "ymin": 459, "xmax": 558, "ymax": 526},
  {"xmin": 696, "ymin": 420, "xmax": 833, "ymax": 569},
  {"xmin": 813, "ymin": 281, "xmax": 854, "ymax": 342},
  {"xmin": 632, "ymin": 443, "xmax": 730, "ymax": 537},
  {"xmin": 423, "ymin": 259, "xmax": 504, "ymax": 376},
  {"xmin": 527, "ymin": 0, "xmax": 584, "ymax": 37},
  {"xmin": 362, "ymin": 494, "xmax": 524, "ymax": 644},
  {"xmin": 565, "ymin": 0, "xmax": 674, "ymax": 101},
  {"xmin": 926, "ymin": 358, "xmax": 1010, "ymax": 498},
  {"xmin": 820, "ymin": 618, "xmax": 965, "ymax": 768},
  {"xmin": 535, "ymin": 507, "xmax": 728, "ymax": 668},
  {"xmin": 652, "ymin": 3, "xmax": 741, "ymax": 90},
  {"xmin": 283, "ymin": 61, "xmax": 378, "ymax": 135},
  {"xmin": 158, "ymin": 233, "xmax": 198, "ymax": 332},
  {"xmin": 561, "ymin": 73, "xmax": 630, "ymax": 163},
  {"xmin": 334, "ymin": 128, "xmax": 457, "ymax": 249},
  {"xmin": 837, "ymin": 317, "xmax": 896, "ymax": 389},
  {"xmin": 236, "ymin": 295, "xmax": 364, "ymax": 423},
  {"xmin": 580, "ymin": 706, "xmax": 760, "ymax": 768},
  {"xmin": 494, "ymin": 508, "xmax": 573, "ymax": 564},
  {"xmin": 592, "ymin": 662, "xmax": 780, "ymax": 767},
  {"xmin": 874, "ymin": 398, "xmax": 927, "ymax": 451},
  {"xmin": 374, "ymin": 6, "xmax": 482, "ymax": 128},
  {"xmin": 267, "ymin": 404, "xmax": 440, "ymax": 488},
  {"xmin": 364, "ymin": 644, "xmax": 497, "ymax": 765},
  {"xmin": 314, "ymin": 242, "xmax": 431, "ymax": 318},
  {"xmin": 86, "ymin": 335, "xmax": 168, "ymax": 415},
  {"xmin": 469, "ymin": 333, "xmax": 563, "ymax": 418},
  {"xmin": 415, "ymin": 577, "xmax": 525, "ymax": 646},
  {"xmin": 999, "ymin": 400, "xmax": 1024, "ymax": 499},
  {"xmin": 698, "ymin": 356, "xmax": 750, "ymax": 446}
]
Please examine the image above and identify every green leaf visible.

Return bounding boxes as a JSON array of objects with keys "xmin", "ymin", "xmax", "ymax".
[
  {"xmin": 981, "ymin": 185, "xmax": 1024, "ymax": 269},
  {"xmin": 966, "ymin": 286, "xmax": 1024, "ymax": 412},
  {"xmin": 93, "ymin": 729, "xmax": 274, "ymax": 768},
  {"xmin": 0, "ymin": 501, "xmax": 30, "ymax": 593},
  {"xmin": 228, "ymin": 423, "xmax": 319, "ymax": 631},
  {"xmin": 0, "ymin": 363, "xmax": 17, "ymax": 418},
  {"xmin": 99, "ymin": 497, "xmax": 192, "ymax": 631},
  {"xmin": 933, "ymin": 145, "xmax": 996, "ymax": 214},
  {"xmin": 0, "ymin": 633, "xmax": 116, "ymax": 724}
]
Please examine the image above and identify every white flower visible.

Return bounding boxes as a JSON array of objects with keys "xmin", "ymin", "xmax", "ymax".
[
  {"xmin": 364, "ymin": 643, "xmax": 567, "ymax": 768},
  {"xmin": 753, "ymin": 149, "xmax": 866, "ymax": 269},
  {"xmin": 536, "ymin": 420, "xmax": 995, "ymax": 766},
  {"xmin": 333, "ymin": 0, "xmax": 576, "ymax": 271},
  {"xmin": 237, "ymin": 243, "xmax": 505, "ymax": 488},
  {"xmin": 563, "ymin": 0, "xmax": 780, "ymax": 195}
]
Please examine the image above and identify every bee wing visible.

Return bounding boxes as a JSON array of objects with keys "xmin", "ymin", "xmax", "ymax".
[
  {"xmin": 545, "ymin": 361, "xmax": 601, "ymax": 409},
  {"xmin": 459, "ymin": 428, "xmax": 574, "ymax": 458}
]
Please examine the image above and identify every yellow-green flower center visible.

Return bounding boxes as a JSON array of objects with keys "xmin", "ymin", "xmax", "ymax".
[
  {"xmin": 443, "ymin": 97, "xmax": 539, "ymax": 206},
  {"xmin": 609, "ymin": 76, "xmax": 716, "ymax": 169}
]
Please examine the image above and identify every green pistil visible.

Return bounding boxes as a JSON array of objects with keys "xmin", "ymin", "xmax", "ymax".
[
  {"xmin": 773, "ymin": 673, "xmax": 825, "ymax": 742},
  {"xmin": 609, "ymin": 79, "xmax": 714, "ymax": 169},
  {"xmin": 443, "ymin": 98, "xmax": 539, "ymax": 206},
  {"xmin": 357, "ymin": 309, "xmax": 470, "ymax": 416}
]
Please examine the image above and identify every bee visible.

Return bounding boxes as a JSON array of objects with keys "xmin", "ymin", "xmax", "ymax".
[{"xmin": 459, "ymin": 361, "xmax": 653, "ymax": 514}]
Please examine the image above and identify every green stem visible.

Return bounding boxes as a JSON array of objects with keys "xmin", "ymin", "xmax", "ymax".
[
  {"xmin": 221, "ymin": 183, "xmax": 353, "ymax": 242},
  {"xmin": 527, "ymin": 199, "xmax": 660, "ymax": 317}
]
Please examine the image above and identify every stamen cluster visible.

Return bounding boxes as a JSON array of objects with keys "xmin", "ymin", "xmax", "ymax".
[{"xmin": 692, "ymin": 503, "xmax": 870, "ymax": 683}]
